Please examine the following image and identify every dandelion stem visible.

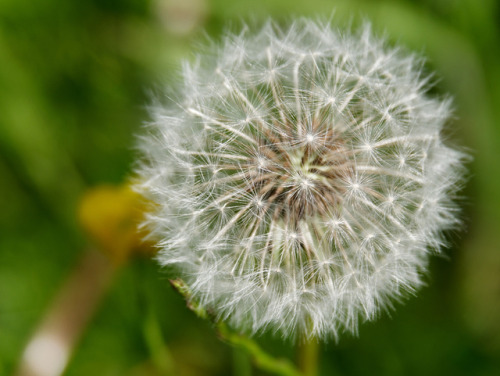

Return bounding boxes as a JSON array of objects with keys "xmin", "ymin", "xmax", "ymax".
[
  {"xmin": 232, "ymin": 345, "xmax": 252, "ymax": 376},
  {"xmin": 297, "ymin": 337, "xmax": 320, "ymax": 376},
  {"xmin": 170, "ymin": 279, "xmax": 302, "ymax": 376},
  {"xmin": 218, "ymin": 322, "xmax": 302, "ymax": 376}
]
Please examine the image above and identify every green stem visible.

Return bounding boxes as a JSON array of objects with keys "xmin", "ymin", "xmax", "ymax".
[
  {"xmin": 297, "ymin": 337, "xmax": 319, "ymax": 376},
  {"xmin": 218, "ymin": 322, "xmax": 302, "ymax": 376},
  {"xmin": 232, "ymin": 345, "xmax": 252, "ymax": 376},
  {"xmin": 170, "ymin": 279, "xmax": 302, "ymax": 376}
]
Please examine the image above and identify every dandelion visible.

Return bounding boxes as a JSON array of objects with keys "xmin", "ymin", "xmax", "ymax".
[{"xmin": 136, "ymin": 19, "xmax": 467, "ymax": 339}]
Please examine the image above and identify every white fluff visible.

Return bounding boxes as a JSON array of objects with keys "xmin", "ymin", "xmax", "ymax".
[{"xmin": 136, "ymin": 19, "xmax": 467, "ymax": 339}]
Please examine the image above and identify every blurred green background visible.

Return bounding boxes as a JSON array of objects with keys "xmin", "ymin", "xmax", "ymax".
[{"xmin": 1, "ymin": 0, "xmax": 500, "ymax": 375}]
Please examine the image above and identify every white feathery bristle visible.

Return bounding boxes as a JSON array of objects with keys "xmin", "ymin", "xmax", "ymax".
[{"xmin": 136, "ymin": 19, "xmax": 467, "ymax": 340}]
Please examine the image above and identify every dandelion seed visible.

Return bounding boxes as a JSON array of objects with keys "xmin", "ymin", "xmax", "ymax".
[{"xmin": 136, "ymin": 19, "xmax": 467, "ymax": 339}]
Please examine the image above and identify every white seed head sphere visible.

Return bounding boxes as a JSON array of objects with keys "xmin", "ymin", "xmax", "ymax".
[{"xmin": 137, "ymin": 19, "xmax": 466, "ymax": 339}]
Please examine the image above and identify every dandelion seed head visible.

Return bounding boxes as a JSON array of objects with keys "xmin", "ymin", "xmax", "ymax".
[{"xmin": 137, "ymin": 19, "xmax": 467, "ymax": 340}]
